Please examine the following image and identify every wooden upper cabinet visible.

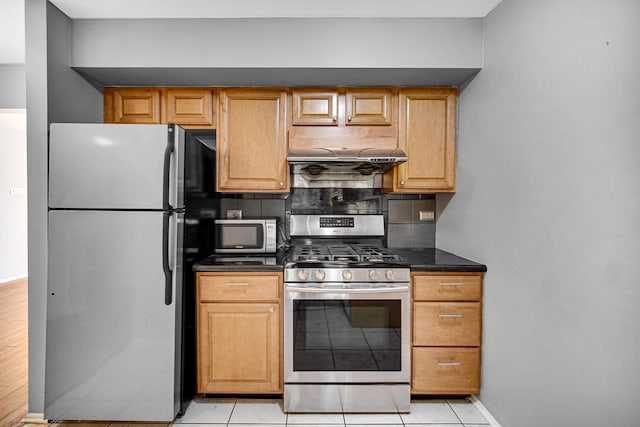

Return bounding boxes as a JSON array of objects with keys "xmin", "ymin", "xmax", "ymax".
[
  {"xmin": 217, "ymin": 88, "xmax": 289, "ymax": 193},
  {"xmin": 292, "ymin": 90, "xmax": 339, "ymax": 125},
  {"xmin": 389, "ymin": 88, "xmax": 457, "ymax": 193},
  {"xmin": 292, "ymin": 88, "xmax": 393, "ymax": 126},
  {"xmin": 346, "ymin": 89, "xmax": 393, "ymax": 125},
  {"xmin": 104, "ymin": 88, "xmax": 161, "ymax": 124},
  {"xmin": 161, "ymin": 88, "xmax": 215, "ymax": 127}
]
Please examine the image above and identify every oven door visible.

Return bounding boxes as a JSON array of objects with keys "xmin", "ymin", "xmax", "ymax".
[{"xmin": 284, "ymin": 284, "xmax": 410, "ymax": 383}]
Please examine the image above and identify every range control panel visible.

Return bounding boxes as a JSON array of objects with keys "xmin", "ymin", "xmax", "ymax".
[{"xmin": 319, "ymin": 217, "xmax": 355, "ymax": 228}]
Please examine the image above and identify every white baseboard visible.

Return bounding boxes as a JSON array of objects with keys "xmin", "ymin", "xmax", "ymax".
[
  {"xmin": 0, "ymin": 275, "xmax": 28, "ymax": 285},
  {"xmin": 470, "ymin": 395, "xmax": 503, "ymax": 427},
  {"xmin": 21, "ymin": 413, "xmax": 47, "ymax": 424}
]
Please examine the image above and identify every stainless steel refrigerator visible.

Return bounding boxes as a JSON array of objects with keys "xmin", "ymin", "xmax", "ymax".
[{"xmin": 45, "ymin": 123, "xmax": 202, "ymax": 422}]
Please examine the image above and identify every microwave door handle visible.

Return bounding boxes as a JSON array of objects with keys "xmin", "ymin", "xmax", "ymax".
[{"xmin": 285, "ymin": 285, "xmax": 409, "ymax": 294}]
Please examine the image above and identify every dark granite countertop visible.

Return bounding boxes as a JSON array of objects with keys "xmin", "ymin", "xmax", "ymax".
[
  {"xmin": 391, "ymin": 248, "xmax": 487, "ymax": 272},
  {"xmin": 193, "ymin": 251, "xmax": 288, "ymax": 272},
  {"xmin": 193, "ymin": 247, "xmax": 485, "ymax": 273}
]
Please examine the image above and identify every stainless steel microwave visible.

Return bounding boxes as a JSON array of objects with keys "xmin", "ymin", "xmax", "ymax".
[{"xmin": 214, "ymin": 219, "xmax": 277, "ymax": 253}]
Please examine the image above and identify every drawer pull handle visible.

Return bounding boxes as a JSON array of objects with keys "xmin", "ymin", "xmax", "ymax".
[
  {"xmin": 225, "ymin": 282, "xmax": 250, "ymax": 286},
  {"xmin": 438, "ymin": 282, "xmax": 463, "ymax": 286},
  {"xmin": 437, "ymin": 360, "xmax": 461, "ymax": 367},
  {"xmin": 438, "ymin": 313, "xmax": 462, "ymax": 318}
]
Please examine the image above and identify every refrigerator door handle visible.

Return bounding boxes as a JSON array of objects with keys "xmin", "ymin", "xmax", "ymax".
[
  {"xmin": 162, "ymin": 211, "xmax": 173, "ymax": 305},
  {"xmin": 163, "ymin": 125, "xmax": 176, "ymax": 210}
]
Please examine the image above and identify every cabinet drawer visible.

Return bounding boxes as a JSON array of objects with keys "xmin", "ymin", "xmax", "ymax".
[
  {"xmin": 413, "ymin": 302, "xmax": 480, "ymax": 346},
  {"xmin": 413, "ymin": 274, "xmax": 482, "ymax": 301},
  {"xmin": 412, "ymin": 347, "xmax": 480, "ymax": 394},
  {"xmin": 199, "ymin": 274, "xmax": 280, "ymax": 302}
]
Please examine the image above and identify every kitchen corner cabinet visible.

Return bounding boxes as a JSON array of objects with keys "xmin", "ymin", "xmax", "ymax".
[
  {"xmin": 217, "ymin": 88, "xmax": 289, "ymax": 193},
  {"xmin": 387, "ymin": 88, "xmax": 457, "ymax": 193},
  {"xmin": 411, "ymin": 272, "xmax": 483, "ymax": 395},
  {"xmin": 197, "ymin": 272, "xmax": 283, "ymax": 394},
  {"xmin": 103, "ymin": 87, "xmax": 216, "ymax": 128},
  {"xmin": 292, "ymin": 88, "xmax": 394, "ymax": 126}
]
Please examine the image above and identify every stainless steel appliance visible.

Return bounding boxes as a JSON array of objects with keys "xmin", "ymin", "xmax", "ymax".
[
  {"xmin": 46, "ymin": 123, "xmax": 214, "ymax": 422},
  {"xmin": 287, "ymin": 147, "xmax": 407, "ymax": 189},
  {"xmin": 214, "ymin": 218, "xmax": 277, "ymax": 253},
  {"xmin": 284, "ymin": 214, "xmax": 411, "ymax": 413}
]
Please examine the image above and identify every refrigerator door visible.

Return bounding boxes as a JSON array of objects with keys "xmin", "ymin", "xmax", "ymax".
[
  {"xmin": 45, "ymin": 209, "xmax": 183, "ymax": 422},
  {"xmin": 49, "ymin": 123, "xmax": 185, "ymax": 210}
]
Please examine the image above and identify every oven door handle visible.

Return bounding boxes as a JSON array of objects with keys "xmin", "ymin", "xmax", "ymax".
[{"xmin": 285, "ymin": 285, "xmax": 409, "ymax": 294}]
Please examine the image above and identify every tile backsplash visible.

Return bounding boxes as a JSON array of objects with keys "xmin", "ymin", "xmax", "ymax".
[
  {"xmin": 386, "ymin": 197, "xmax": 436, "ymax": 248},
  {"xmin": 218, "ymin": 193, "xmax": 436, "ymax": 248}
]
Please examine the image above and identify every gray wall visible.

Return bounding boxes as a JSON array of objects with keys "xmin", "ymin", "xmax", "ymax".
[
  {"xmin": 71, "ymin": 18, "xmax": 483, "ymax": 68},
  {"xmin": 26, "ymin": 0, "xmax": 49, "ymax": 413},
  {"xmin": 69, "ymin": 18, "xmax": 484, "ymax": 87},
  {"xmin": 25, "ymin": 0, "xmax": 102, "ymax": 414},
  {"xmin": 0, "ymin": 64, "xmax": 26, "ymax": 108},
  {"xmin": 436, "ymin": 1, "xmax": 640, "ymax": 426}
]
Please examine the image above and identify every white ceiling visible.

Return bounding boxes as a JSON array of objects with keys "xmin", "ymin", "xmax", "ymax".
[{"xmin": 0, "ymin": 0, "xmax": 502, "ymax": 64}]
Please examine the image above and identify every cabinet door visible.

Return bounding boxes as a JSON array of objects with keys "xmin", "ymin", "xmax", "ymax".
[
  {"xmin": 413, "ymin": 273, "xmax": 482, "ymax": 302},
  {"xmin": 412, "ymin": 347, "xmax": 480, "ymax": 394},
  {"xmin": 217, "ymin": 89, "xmax": 289, "ymax": 192},
  {"xmin": 393, "ymin": 88, "xmax": 457, "ymax": 192},
  {"xmin": 292, "ymin": 90, "xmax": 339, "ymax": 126},
  {"xmin": 104, "ymin": 88, "xmax": 161, "ymax": 124},
  {"xmin": 161, "ymin": 88, "xmax": 214, "ymax": 126},
  {"xmin": 413, "ymin": 302, "xmax": 481, "ymax": 346},
  {"xmin": 346, "ymin": 89, "xmax": 393, "ymax": 125},
  {"xmin": 198, "ymin": 302, "xmax": 281, "ymax": 393}
]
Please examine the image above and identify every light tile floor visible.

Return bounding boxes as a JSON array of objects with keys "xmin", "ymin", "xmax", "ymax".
[
  {"xmin": 173, "ymin": 397, "xmax": 490, "ymax": 427},
  {"xmin": 22, "ymin": 397, "xmax": 490, "ymax": 427}
]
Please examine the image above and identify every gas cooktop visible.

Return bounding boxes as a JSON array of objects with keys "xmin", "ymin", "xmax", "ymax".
[{"xmin": 291, "ymin": 243, "xmax": 404, "ymax": 263}]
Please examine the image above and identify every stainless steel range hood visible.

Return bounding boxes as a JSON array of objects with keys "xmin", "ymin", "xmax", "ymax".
[
  {"xmin": 287, "ymin": 147, "xmax": 407, "ymax": 189},
  {"xmin": 287, "ymin": 147, "xmax": 407, "ymax": 172}
]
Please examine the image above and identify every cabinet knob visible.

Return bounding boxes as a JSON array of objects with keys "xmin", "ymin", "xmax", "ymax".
[
  {"xmin": 400, "ymin": 180, "xmax": 406, "ymax": 185},
  {"xmin": 279, "ymin": 181, "xmax": 285, "ymax": 187},
  {"xmin": 348, "ymin": 115, "xmax": 352, "ymax": 122},
  {"xmin": 332, "ymin": 116, "xmax": 337, "ymax": 122},
  {"xmin": 269, "ymin": 306, "xmax": 275, "ymax": 313}
]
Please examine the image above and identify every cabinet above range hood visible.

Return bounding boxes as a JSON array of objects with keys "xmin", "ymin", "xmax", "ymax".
[{"xmin": 287, "ymin": 147, "xmax": 407, "ymax": 189}]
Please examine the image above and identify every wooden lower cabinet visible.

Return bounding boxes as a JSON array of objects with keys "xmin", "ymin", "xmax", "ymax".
[
  {"xmin": 411, "ymin": 272, "xmax": 483, "ymax": 395},
  {"xmin": 197, "ymin": 272, "xmax": 282, "ymax": 394},
  {"xmin": 412, "ymin": 347, "xmax": 480, "ymax": 394}
]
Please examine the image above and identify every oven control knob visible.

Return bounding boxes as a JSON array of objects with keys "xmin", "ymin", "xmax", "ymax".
[
  {"xmin": 314, "ymin": 270, "xmax": 326, "ymax": 281},
  {"xmin": 342, "ymin": 270, "xmax": 353, "ymax": 280},
  {"xmin": 385, "ymin": 270, "xmax": 396, "ymax": 281},
  {"xmin": 369, "ymin": 270, "xmax": 380, "ymax": 280},
  {"xmin": 297, "ymin": 269, "xmax": 309, "ymax": 281}
]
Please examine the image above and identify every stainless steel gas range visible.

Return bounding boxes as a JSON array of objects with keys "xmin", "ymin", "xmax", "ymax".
[{"xmin": 283, "ymin": 214, "xmax": 411, "ymax": 413}]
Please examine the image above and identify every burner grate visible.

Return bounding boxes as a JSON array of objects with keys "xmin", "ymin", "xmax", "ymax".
[{"xmin": 290, "ymin": 243, "xmax": 403, "ymax": 265}]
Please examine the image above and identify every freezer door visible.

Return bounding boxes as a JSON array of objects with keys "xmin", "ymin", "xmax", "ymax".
[
  {"xmin": 45, "ymin": 210, "xmax": 183, "ymax": 422},
  {"xmin": 49, "ymin": 123, "xmax": 185, "ymax": 210}
]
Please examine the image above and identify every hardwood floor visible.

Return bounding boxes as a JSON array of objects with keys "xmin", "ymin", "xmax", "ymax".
[{"xmin": 0, "ymin": 278, "xmax": 28, "ymax": 427}]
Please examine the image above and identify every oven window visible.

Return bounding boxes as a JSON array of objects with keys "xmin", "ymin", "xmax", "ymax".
[{"xmin": 292, "ymin": 300, "xmax": 402, "ymax": 371}]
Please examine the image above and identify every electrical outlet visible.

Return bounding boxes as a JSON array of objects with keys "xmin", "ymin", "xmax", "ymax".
[
  {"xmin": 10, "ymin": 187, "xmax": 26, "ymax": 196},
  {"xmin": 226, "ymin": 209, "xmax": 242, "ymax": 219},
  {"xmin": 419, "ymin": 210, "xmax": 435, "ymax": 221}
]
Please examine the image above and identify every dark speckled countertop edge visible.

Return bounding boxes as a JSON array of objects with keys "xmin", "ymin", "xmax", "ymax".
[{"xmin": 193, "ymin": 247, "xmax": 486, "ymax": 273}]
